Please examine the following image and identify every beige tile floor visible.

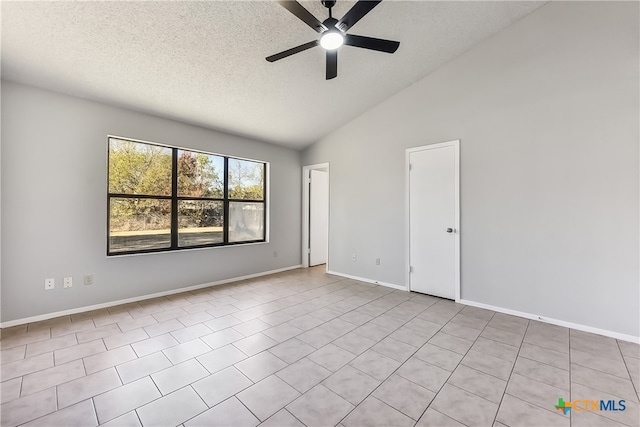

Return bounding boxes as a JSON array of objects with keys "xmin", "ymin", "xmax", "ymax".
[{"xmin": 1, "ymin": 266, "xmax": 639, "ymax": 427}]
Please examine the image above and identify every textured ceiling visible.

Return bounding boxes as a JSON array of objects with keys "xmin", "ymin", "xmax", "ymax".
[{"xmin": 1, "ymin": 1, "xmax": 545, "ymax": 149}]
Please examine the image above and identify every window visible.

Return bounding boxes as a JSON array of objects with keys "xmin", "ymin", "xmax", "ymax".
[{"xmin": 108, "ymin": 136, "xmax": 266, "ymax": 255}]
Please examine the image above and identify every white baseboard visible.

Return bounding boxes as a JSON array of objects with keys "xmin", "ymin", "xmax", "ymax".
[
  {"xmin": 326, "ymin": 270, "xmax": 407, "ymax": 291},
  {"xmin": 459, "ymin": 299, "xmax": 640, "ymax": 345},
  {"xmin": 1, "ymin": 265, "xmax": 302, "ymax": 328}
]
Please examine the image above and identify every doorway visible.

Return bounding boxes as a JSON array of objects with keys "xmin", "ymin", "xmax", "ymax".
[
  {"xmin": 302, "ymin": 163, "xmax": 329, "ymax": 268},
  {"xmin": 407, "ymin": 141, "xmax": 460, "ymax": 300}
]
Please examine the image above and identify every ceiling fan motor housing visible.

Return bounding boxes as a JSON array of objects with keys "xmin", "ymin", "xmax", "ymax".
[
  {"xmin": 322, "ymin": 17, "xmax": 340, "ymax": 32},
  {"xmin": 321, "ymin": 0, "xmax": 337, "ymax": 9}
]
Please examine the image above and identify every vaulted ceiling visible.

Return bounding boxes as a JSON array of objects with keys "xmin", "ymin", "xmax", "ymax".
[{"xmin": 1, "ymin": 1, "xmax": 545, "ymax": 149}]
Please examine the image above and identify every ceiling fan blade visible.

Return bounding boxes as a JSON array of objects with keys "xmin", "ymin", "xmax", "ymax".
[
  {"xmin": 326, "ymin": 50, "xmax": 337, "ymax": 80},
  {"xmin": 277, "ymin": 1, "xmax": 327, "ymax": 33},
  {"xmin": 336, "ymin": 0, "xmax": 382, "ymax": 32},
  {"xmin": 344, "ymin": 34, "xmax": 399, "ymax": 53},
  {"xmin": 266, "ymin": 40, "xmax": 319, "ymax": 62}
]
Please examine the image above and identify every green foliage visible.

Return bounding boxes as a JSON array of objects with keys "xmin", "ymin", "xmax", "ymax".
[
  {"xmin": 110, "ymin": 198, "xmax": 171, "ymax": 232},
  {"xmin": 177, "ymin": 151, "xmax": 224, "ymax": 227},
  {"xmin": 178, "ymin": 151, "xmax": 223, "ymax": 198},
  {"xmin": 228, "ymin": 159, "xmax": 264, "ymax": 200},
  {"xmin": 109, "ymin": 140, "xmax": 173, "ymax": 231},
  {"xmin": 178, "ymin": 200, "xmax": 223, "ymax": 228},
  {"xmin": 108, "ymin": 139, "xmax": 172, "ymax": 196}
]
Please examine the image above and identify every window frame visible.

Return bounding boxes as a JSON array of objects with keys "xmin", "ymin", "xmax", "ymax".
[{"xmin": 107, "ymin": 135, "xmax": 268, "ymax": 256}]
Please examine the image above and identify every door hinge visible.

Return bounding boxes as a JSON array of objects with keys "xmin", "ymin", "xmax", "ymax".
[
  {"xmin": 409, "ymin": 266, "xmax": 413, "ymax": 273},
  {"xmin": 409, "ymin": 164, "xmax": 412, "ymax": 171}
]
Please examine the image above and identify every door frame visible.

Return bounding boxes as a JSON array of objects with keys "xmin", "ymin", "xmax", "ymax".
[
  {"xmin": 405, "ymin": 140, "xmax": 461, "ymax": 301},
  {"xmin": 302, "ymin": 163, "xmax": 330, "ymax": 269}
]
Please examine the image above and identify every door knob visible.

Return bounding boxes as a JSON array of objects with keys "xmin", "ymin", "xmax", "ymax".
[{"xmin": 446, "ymin": 228, "xmax": 453, "ymax": 233}]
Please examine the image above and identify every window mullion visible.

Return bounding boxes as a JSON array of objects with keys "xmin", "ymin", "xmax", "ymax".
[
  {"xmin": 171, "ymin": 148, "xmax": 178, "ymax": 249},
  {"xmin": 107, "ymin": 193, "xmax": 172, "ymax": 200},
  {"xmin": 263, "ymin": 164, "xmax": 267, "ymax": 241},
  {"xmin": 223, "ymin": 157, "xmax": 229, "ymax": 244}
]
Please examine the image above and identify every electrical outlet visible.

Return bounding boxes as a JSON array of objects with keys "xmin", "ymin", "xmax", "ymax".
[
  {"xmin": 84, "ymin": 274, "xmax": 94, "ymax": 285},
  {"xmin": 44, "ymin": 278, "xmax": 55, "ymax": 290},
  {"xmin": 63, "ymin": 277, "xmax": 73, "ymax": 288},
  {"xmin": 352, "ymin": 254, "xmax": 357, "ymax": 262},
  {"xmin": 375, "ymin": 258, "xmax": 381, "ymax": 265},
  {"xmin": 273, "ymin": 251, "xmax": 278, "ymax": 258}
]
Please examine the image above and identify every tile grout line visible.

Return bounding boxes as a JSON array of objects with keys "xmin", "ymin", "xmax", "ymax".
[
  {"xmin": 90, "ymin": 397, "xmax": 99, "ymax": 426},
  {"xmin": 283, "ymin": 407, "xmax": 309, "ymax": 426},
  {"xmin": 616, "ymin": 339, "xmax": 640, "ymax": 397},
  {"xmin": 517, "ymin": 349, "xmax": 567, "ymax": 372},
  {"xmin": 522, "ymin": 333, "xmax": 568, "ymax": 354},
  {"xmin": 508, "ymin": 360, "xmax": 569, "ymax": 391},
  {"xmin": 17, "ymin": 376, "xmax": 24, "ymax": 405},
  {"xmin": 235, "ymin": 393, "xmax": 264, "ymax": 424},
  {"xmin": 133, "ymin": 402, "xmax": 144, "ymax": 427},
  {"xmin": 569, "ymin": 330, "xmax": 573, "ymax": 427},
  {"xmin": 492, "ymin": 318, "xmax": 529, "ymax": 427}
]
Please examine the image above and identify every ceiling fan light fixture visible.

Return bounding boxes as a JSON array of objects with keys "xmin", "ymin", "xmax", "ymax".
[
  {"xmin": 267, "ymin": 0, "xmax": 400, "ymax": 79},
  {"xmin": 320, "ymin": 31, "xmax": 344, "ymax": 50}
]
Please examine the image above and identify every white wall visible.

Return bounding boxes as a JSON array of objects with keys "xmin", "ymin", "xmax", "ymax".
[
  {"xmin": 1, "ymin": 81, "xmax": 302, "ymax": 323},
  {"xmin": 303, "ymin": 2, "xmax": 639, "ymax": 337}
]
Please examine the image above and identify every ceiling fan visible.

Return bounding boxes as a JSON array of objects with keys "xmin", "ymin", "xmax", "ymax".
[{"xmin": 266, "ymin": 0, "xmax": 400, "ymax": 80}]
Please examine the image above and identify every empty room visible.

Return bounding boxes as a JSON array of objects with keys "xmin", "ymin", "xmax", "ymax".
[{"xmin": 1, "ymin": 1, "xmax": 638, "ymax": 426}]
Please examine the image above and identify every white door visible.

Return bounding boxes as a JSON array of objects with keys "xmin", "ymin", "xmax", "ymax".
[
  {"xmin": 309, "ymin": 170, "xmax": 328, "ymax": 266},
  {"xmin": 408, "ymin": 141, "xmax": 459, "ymax": 299}
]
